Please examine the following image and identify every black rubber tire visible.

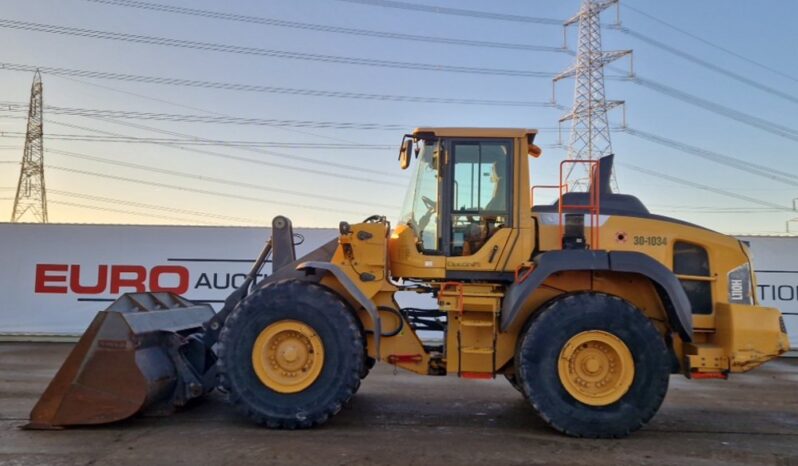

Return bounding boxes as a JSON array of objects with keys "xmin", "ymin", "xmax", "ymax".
[
  {"xmin": 217, "ymin": 279, "xmax": 364, "ymax": 429},
  {"xmin": 504, "ymin": 372, "xmax": 525, "ymax": 396},
  {"xmin": 516, "ymin": 292, "xmax": 670, "ymax": 438}
]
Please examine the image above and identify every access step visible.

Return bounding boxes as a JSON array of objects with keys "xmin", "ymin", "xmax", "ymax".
[
  {"xmin": 460, "ymin": 319, "xmax": 493, "ymax": 327},
  {"xmin": 461, "ymin": 346, "xmax": 494, "ymax": 355}
]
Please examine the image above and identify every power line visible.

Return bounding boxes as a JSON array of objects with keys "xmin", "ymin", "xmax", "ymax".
[
  {"xmin": 651, "ymin": 204, "xmax": 784, "ymax": 211},
  {"xmin": 335, "ymin": 0, "xmax": 562, "ymax": 24},
  {"xmin": 623, "ymin": 127, "xmax": 798, "ymax": 187},
  {"xmin": 341, "ymin": 0, "xmax": 796, "ymax": 91},
  {"xmin": 611, "ymin": 25, "xmax": 798, "ymax": 106},
  {"xmin": 31, "ymin": 104, "xmax": 797, "ymax": 196},
  {"xmin": 39, "ymin": 101, "xmax": 793, "ymax": 191},
  {"xmin": 47, "ymin": 164, "xmax": 380, "ymax": 217},
  {"xmin": 308, "ymin": 2, "xmax": 798, "ymax": 142},
  {"xmin": 48, "ymin": 198, "xmax": 226, "ymax": 225},
  {"xmin": 0, "ymin": 101, "xmax": 407, "ymax": 130},
  {"xmin": 619, "ymin": 162, "xmax": 794, "ymax": 212},
  {"xmin": 0, "ymin": 101, "xmax": 563, "ymax": 133},
  {"xmin": 54, "ymin": 74, "xmax": 371, "ymax": 146},
  {"xmin": 0, "ymin": 19, "xmax": 558, "ymax": 78},
  {"xmin": 650, "ymin": 206, "xmax": 785, "ymax": 214},
  {"xmin": 46, "ymin": 118, "xmax": 407, "ymax": 188},
  {"xmin": 11, "ymin": 53, "xmax": 797, "ymax": 147},
  {"xmin": 655, "ymin": 209, "xmax": 785, "ymax": 215},
  {"xmin": 0, "ymin": 62, "xmax": 566, "ymax": 108},
  {"xmin": 46, "ymin": 147, "xmax": 401, "ymax": 211},
  {"xmin": 5, "ymin": 16, "xmax": 794, "ymax": 147},
  {"xmin": 611, "ymin": 74, "xmax": 798, "ymax": 144},
  {"xmin": 49, "ymin": 189, "xmax": 266, "ymax": 224},
  {"xmin": 0, "ymin": 131, "xmax": 394, "ymax": 149},
  {"xmin": 621, "ymin": 3, "xmax": 798, "ymax": 85},
  {"xmin": 85, "ymin": 0, "xmax": 567, "ymax": 53}
]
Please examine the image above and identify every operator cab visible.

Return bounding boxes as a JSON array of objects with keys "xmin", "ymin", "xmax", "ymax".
[{"xmin": 391, "ymin": 128, "xmax": 539, "ymax": 280}]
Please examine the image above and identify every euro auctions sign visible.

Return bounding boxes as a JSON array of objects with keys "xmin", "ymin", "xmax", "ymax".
[
  {"xmin": 0, "ymin": 223, "xmax": 336, "ymax": 335},
  {"xmin": 35, "ymin": 264, "xmax": 192, "ymax": 295}
]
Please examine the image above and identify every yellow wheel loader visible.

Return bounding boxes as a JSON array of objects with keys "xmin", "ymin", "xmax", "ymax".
[{"xmin": 27, "ymin": 128, "xmax": 789, "ymax": 438}]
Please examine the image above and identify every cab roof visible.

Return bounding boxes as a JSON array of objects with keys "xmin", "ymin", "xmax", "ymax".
[{"xmin": 412, "ymin": 127, "xmax": 538, "ymax": 138}]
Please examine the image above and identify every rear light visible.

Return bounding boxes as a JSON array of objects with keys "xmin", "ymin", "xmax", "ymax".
[{"xmin": 728, "ymin": 263, "xmax": 753, "ymax": 305}]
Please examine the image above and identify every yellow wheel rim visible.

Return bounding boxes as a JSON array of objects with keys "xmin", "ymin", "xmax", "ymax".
[
  {"xmin": 251, "ymin": 320, "xmax": 325, "ymax": 394},
  {"xmin": 558, "ymin": 330, "xmax": 635, "ymax": 406}
]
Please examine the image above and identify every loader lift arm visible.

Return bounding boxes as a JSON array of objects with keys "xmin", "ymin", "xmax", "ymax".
[{"xmin": 201, "ymin": 215, "xmax": 298, "ymax": 349}]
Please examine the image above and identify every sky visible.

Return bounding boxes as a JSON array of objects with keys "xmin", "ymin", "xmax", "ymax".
[{"xmin": 0, "ymin": 0, "xmax": 797, "ymax": 234}]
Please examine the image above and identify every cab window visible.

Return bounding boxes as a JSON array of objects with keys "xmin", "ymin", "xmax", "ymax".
[
  {"xmin": 450, "ymin": 141, "xmax": 511, "ymax": 256},
  {"xmin": 673, "ymin": 241, "xmax": 713, "ymax": 314},
  {"xmin": 398, "ymin": 141, "xmax": 440, "ymax": 253}
]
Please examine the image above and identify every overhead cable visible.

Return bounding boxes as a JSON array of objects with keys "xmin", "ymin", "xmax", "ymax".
[
  {"xmin": 86, "ymin": 0, "xmax": 567, "ymax": 53},
  {"xmin": 622, "ymin": 3, "xmax": 798, "ymax": 84},
  {"xmin": 46, "ymin": 119, "xmax": 407, "ymax": 188},
  {"xmin": 0, "ymin": 62, "xmax": 565, "ymax": 108},
  {"xmin": 47, "ymin": 164, "xmax": 380, "ymax": 217},
  {"xmin": 46, "ymin": 147, "xmax": 401, "ymax": 211},
  {"xmin": 611, "ymin": 26, "xmax": 798, "ymax": 105},
  {"xmin": 620, "ymin": 162, "xmax": 794, "ymax": 212},
  {"xmin": 49, "ymin": 189, "xmax": 266, "ymax": 224},
  {"xmin": 0, "ymin": 19, "xmax": 558, "ymax": 78},
  {"xmin": 623, "ymin": 127, "xmax": 798, "ymax": 186},
  {"xmin": 335, "ymin": 0, "xmax": 562, "ymax": 24}
]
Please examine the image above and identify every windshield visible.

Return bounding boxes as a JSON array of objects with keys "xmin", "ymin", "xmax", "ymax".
[{"xmin": 398, "ymin": 141, "xmax": 439, "ymax": 252}]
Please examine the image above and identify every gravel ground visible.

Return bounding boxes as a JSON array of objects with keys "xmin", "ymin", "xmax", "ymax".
[{"xmin": 1, "ymin": 342, "xmax": 797, "ymax": 466}]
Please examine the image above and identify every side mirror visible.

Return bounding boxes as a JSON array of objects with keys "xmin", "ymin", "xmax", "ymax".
[{"xmin": 399, "ymin": 138, "xmax": 413, "ymax": 170}]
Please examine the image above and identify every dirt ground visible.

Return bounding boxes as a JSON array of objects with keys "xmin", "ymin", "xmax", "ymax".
[{"xmin": 1, "ymin": 342, "xmax": 797, "ymax": 466}]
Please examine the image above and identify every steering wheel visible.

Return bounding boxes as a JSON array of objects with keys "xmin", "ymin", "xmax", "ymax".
[
  {"xmin": 421, "ymin": 195, "xmax": 436, "ymax": 210},
  {"xmin": 363, "ymin": 215, "xmax": 385, "ymax": 223}
]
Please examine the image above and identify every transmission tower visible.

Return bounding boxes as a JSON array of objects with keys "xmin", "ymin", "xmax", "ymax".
[
  {"xmin": 11, "ymin": 70, "xmax": 47, "ymax": 223},
  {"xmin": 553, "ymin": 0, "xmax": 632, "ymax": 192}
]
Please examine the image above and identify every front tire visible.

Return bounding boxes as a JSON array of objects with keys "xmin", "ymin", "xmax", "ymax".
[
  {"xmin": 516, "ymin": 292, "xmax": 670, "ymax": 438},
  {"xmin": 217, "ymin": 280, "xmax": 364, "ymax": 429},
  {"xmin": 504, "ymin": 372, "xmax": 525, "ymax": 396}
]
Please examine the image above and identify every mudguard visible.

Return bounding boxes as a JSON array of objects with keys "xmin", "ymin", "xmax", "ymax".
[
  {"xmin": 501, "ymin": 250, "xmax": 693, "ymax": 342},
  {"xmin": 296, "ymin": 261, "xmax": 382, "ymax": 357}
]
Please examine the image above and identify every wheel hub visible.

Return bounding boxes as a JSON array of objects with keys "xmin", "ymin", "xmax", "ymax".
[
  {"xmin": 558, "ymin": 330, "xmax": 634, "ymax": 406},
  {"xmin": 252, "ymin": 320, "xmax": 325, "ymax": 394}
]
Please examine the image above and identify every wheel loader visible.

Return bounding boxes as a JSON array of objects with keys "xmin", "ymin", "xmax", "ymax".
[{"xmin": 27, "ymin": 128, "xmax": 789, "ymax": 438}]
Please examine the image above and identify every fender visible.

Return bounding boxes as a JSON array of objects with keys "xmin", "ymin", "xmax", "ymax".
[
  {"xmin": 296, "ymin": 261, "xmax": 382, "ymax": 357},
  {"xmin": 501, "ymin": 250, "xmax": 693, "ymax": 342}
]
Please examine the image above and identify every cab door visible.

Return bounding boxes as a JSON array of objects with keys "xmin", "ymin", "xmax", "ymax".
[{"xmin": 443, "ymin": 139, "xmax": 515, "ymax": 275}]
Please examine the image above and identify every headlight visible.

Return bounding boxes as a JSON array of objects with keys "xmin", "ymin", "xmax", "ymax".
[{"xmin": 728, "ymin": 263, "xmax": 753, "ymax": 305}]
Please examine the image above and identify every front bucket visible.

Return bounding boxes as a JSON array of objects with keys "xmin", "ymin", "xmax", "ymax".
[{"xmin": 25, "ymin": 293, "xmax": 215, "ymax": 429}]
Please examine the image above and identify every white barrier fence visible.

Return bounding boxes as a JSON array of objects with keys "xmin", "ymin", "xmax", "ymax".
[
  {"xmin": 738, "ymin": 236, "xmax": 798, "ymax": 349},
  {"xmin": 0, "ymin": 224, "xmax": 795, "ymax": 349},
  {"xmin": 0, "ymin": 223, "xmax": 336, "ymax": 335}
]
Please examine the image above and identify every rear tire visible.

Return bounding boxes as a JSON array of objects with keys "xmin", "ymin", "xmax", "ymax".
[
  {"xmin": 217, "ymin": 279, "xmax": 364, "ymax": 429},
  {"xmin": 516, "ymin": 292, "xmax": 670, "ymax": 438}
]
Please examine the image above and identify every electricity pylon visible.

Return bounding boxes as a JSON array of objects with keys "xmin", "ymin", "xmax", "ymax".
[
  {"xmin": 11, "ymin": 70, "xmax": 47, "ymax": 223},
  {"xmin": 553, "ymin": 0, "xmax": 632, "ymax": 192}
]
